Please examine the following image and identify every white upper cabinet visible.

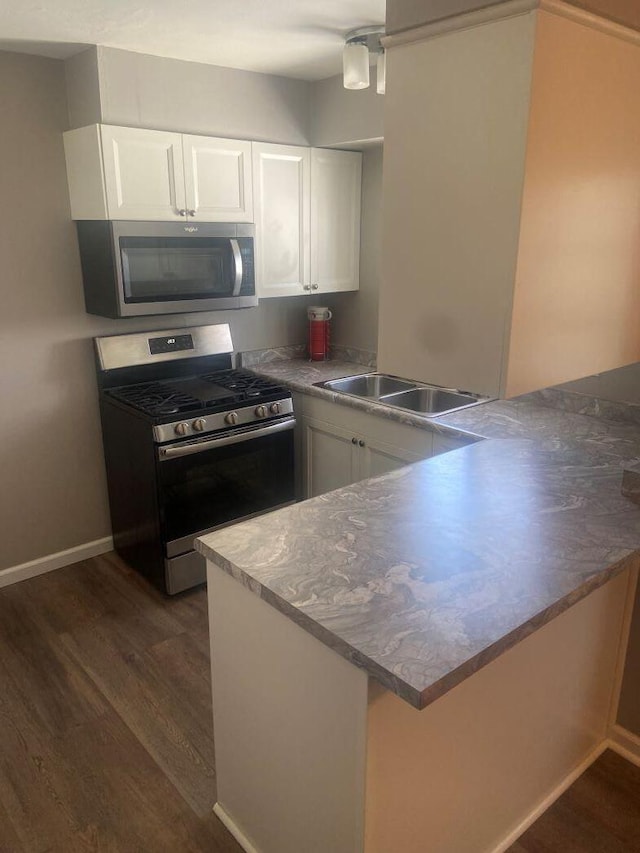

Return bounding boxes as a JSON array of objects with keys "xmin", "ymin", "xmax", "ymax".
[
  {"xmin": 64, "ymin": 125, "xmax": 362, "ymax": 296},
  {"xmin": 311, "ymin": 148, "xmax": 362, "ymax": 294},
  {"xmin": 64, "ymin": 124, "xmax": 254, "ymax": 222},
  {"xmin": 253, "ymin": 144, "xmax": 362, "ymax": 298},
  {"xmin": 100, "ymin": 126, "xmax": 186, "ymax": 220},
  {"xmin": 252, "ymin": 143, "xmax": 311, "ymax": 298},
  {"xmin": 183, "ymin": 135, "xmax": 253, "ymax": 222}
]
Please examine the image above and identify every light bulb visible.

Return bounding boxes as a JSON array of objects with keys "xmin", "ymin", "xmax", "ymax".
[
  {"xmin": 343, "ymin": 42, "xmax": 370, "ymax": 90},
  {"xmin": 376, "ymin": 50, "xmax": 386, "ymax": 95}
]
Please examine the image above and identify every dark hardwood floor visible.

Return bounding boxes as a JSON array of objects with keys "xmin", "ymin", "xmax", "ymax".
[
  {"xmin": 509, "ymin": 749, "xmax": 640, "ymax": 852},
  {"xmin": 0, "ymin": 552, "xmax": 639, "ymax": 852},
  {"xmin": 0, "ymin": 552, "xmax": 241, "ymax": 853}
]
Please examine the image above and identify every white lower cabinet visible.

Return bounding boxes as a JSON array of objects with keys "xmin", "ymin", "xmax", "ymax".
[
  {"xmin": 299, "ymin": 396, "xmax": 435, "ymax": 499},
  {"xmin": 304, "ymin": 417, "xmax": 359, "ymax": 497}
]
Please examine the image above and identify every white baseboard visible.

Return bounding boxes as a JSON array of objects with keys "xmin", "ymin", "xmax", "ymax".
[
  {"xmin": 608, "ymin": 725, "xmax": 640, "ymax": 768},
  {"xmin": 213, "ymin": 803, "xmax": 260, "ymax": 853},
  {"xmin": 491, "ymin": 739, "xmax": 608, "ymax": 853},
  {"xmin": 0, "ymin": 536, "xmax": 114, "ymax": 588}
]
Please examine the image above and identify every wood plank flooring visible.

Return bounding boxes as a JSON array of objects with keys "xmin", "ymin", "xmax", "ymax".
[
  {"xmin": 509, "ymin": 749, "xmax": 640, "ymax": 852},
  {"xmin": 0, "ymin": 552, "xmax": 639, "ymax": 851},
  {"xmin": 0, "ymin": 552, "xmax": 241, "ymax": 853}
]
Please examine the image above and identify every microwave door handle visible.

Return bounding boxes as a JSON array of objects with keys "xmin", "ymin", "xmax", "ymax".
[
  {"xmin": 230, "ymin": 239, "xmax": 243, "ymax": 296},
  {"xmin": 121, "ymin": 248, "xmax": 133, "ymax": 299}
]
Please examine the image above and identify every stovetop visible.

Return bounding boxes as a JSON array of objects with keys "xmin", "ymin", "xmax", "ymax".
[{"xmin": 105, "ymin": 369, "xmax": 291, "ymax": 419}]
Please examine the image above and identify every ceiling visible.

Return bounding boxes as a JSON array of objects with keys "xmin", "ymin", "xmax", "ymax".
[{"xmin": 0, "ymin": 0, "xmax": 386, "ymax": 81}]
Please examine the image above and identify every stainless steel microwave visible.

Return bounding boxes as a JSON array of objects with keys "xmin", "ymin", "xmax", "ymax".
[{"xmin": 76, "ymin": 221, "xmax": 257, "ymax": 318}]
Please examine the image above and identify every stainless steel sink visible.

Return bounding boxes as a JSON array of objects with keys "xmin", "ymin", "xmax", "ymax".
[
  {"xmin": 316, "ymin": 372, "xmax": 491, "ymax": 417},
  {"xmin": 320, "ymin": 374, "xmax": 416, "ymax": 398},
  {"xmin": 379, "ymin": 387, "xmax": 484, "ymax": 416}
]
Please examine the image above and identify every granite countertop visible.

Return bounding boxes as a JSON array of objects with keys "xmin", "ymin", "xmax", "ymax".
[{"xmin": 197, "ymin": 358, "xmax": 640, "ymax": 710}]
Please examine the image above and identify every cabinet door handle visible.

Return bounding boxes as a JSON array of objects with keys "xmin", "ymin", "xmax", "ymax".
[
  {"xmin": 303, "ymin": 284, "xmax": 311, "ymax": 291},
  {"xmin": 178, "ymin": 209, "xmax": 187, "ymax": 216},
  {"xmin": 351, "ymin": 437, "xmax": 357, "ymax": 445},
  {"xmin": 311, "ymin": 283, "xmax": 319, "ymax": 290},
  {"xmin": 188, "ymin": 209, "xmax": 196, "ymax": 217},
  {"xmin": 358, "ymin": 440, "xmax": 365, "ymax": 447}
]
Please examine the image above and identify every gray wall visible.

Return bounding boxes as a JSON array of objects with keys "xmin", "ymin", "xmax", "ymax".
[
  {"xmin": 66, "ymin": 48, "xmax": 384, "ymax": 149},
  {"xmin": 386, "ymin": 0, "xmax": 515, "ymax": 34},
  {"xmin": 0, "ymin": 50, "xmax": 113, "ymax": 570},
  {"xmin": 558, "ymin": 362, "xmax": 640, "ymax": 405},
  {"xmin": 311, "ymin": 75, "xmax": 384, "ymax": 147},
  {"xmin": 386, "ymin": 0, "xmax": 640, "ymax": 35},
  {"xmin": 325, "ymin": 145, "xmax": 383, "ymax": 353},
  {"xmin": 377, "ymin": 14, "xmax": 535, "ymax": 397},
  {"xmin": 65, "ymin": 46, "xmax": 102, "ymax": 128},
  {"xmin": 0, "ymin": 49, "xmax": 382, "ymax": 572},
  {"xmin": 68, "ymin": 45, "xmax": 312, "ymax": 145}
]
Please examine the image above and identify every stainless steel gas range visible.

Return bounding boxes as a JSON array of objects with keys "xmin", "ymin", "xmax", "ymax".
[{"xmin": 94, "ymin": 323, "xmax": 295, "ymax": 594}]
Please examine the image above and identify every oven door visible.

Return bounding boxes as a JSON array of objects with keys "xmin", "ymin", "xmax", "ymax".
[
  {"xmin": 157, "ymin": 417, "xmax": 295, "ymax": 566},
  {"xmin": 113, "ymin": 221, "xmax": 257, "ymax": 316}
]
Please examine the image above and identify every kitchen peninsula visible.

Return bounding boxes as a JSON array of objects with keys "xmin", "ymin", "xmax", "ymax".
[{"xmin": 197, "ymin": 365, "xmax": 640, "ymax": 853}]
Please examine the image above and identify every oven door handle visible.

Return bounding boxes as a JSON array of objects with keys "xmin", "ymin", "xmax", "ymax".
[
  {"xmin": 158, "ymin": 417, "xmax": 295, "ymax": 460},
  {"xmin": 230, "ymin": 239, "xmax": 243, "ymax": 296}
]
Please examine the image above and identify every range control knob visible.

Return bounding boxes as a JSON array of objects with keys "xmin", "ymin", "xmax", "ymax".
[
  {"xmin": 192, "ymin": 418, "xmax": 207, "ymax": 432},
  {"xmin": 225, "ymin": 412, "xmax": 239, "ymax": 426},
  {"xmin": 255, "ymin": 405, "xmax": 267, "ymax": 419},
  {"xmin": 174, "ymin": 422, "xmax": 189, "ymax": 436},
  {"xmin": 269, "ymin": 402, "xmax": 280, "ymax": 415}
]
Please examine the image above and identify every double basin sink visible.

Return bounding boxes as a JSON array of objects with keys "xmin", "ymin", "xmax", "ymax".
[{"xmin": 315, "ymin": 373, "xmax": 491, "ymax": 417}]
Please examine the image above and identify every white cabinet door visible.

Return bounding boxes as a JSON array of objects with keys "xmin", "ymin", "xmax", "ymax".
[
  {"xmin": 100, "ymin": 125, "xmax": 186, "ymax": 220},
  {"xmin": 311, "ymin": 149, "xmax": 362, "ymax": 293},
  {"xmin": 252, "ymin": 143, "xmax": 311, "ymax": 298},
  {"xmin": 183, "ymin": 135, "xmax": 253, "ymax": 222},
  {"xmin": 302, "ymin": 416, "xmax": 359, "ymax": 499},
  {"xmin": 300, "ymin": 396, "xmax": 435, "ymax": 498}
]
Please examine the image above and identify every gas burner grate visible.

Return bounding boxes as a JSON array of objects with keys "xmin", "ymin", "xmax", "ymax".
[
  {"xmin": 107, "ymin": 383, "xmax": 202, "ymax": 416},
  {"xmin": 200, "ymin": 369, "xmax": 285, "ymax": 395},
  {"xmin": 106, "ymin": 370, "xmax": 291, "ymax": 418}
]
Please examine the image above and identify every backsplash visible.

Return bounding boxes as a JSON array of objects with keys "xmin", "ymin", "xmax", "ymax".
[
  {"xmin": 522, "ymin": 387, "xmax": 640, "ymax": 429},
  {"xmin": 239, "ymin": 344, "xmax": 307, "ymax": 367},
  {"xmin": 331, "ymin": 345, "xmax": 376, "ymax": 368},
  {"xmin": 239, "ymin": 344, "xmax": 376, "ymax": 369}
]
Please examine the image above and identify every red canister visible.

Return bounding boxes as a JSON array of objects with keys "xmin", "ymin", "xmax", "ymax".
[{"xmin": 308, "ymin": 306, "xmax": 332, "ymax": 361}]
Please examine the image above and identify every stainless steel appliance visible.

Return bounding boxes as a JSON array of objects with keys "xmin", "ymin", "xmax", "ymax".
[
  {"xmin": 95, "ymin": 323, "xmax": 295, "ymax": 594},
  {"xmin": 77, "ymin": 221, "xmax": 257, "ymax": 318}
]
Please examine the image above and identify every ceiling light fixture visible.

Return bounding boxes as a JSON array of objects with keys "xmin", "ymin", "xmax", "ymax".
[{"xmin": 343, "ymin": 26, "xmax": 385, "ymax": 94}]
